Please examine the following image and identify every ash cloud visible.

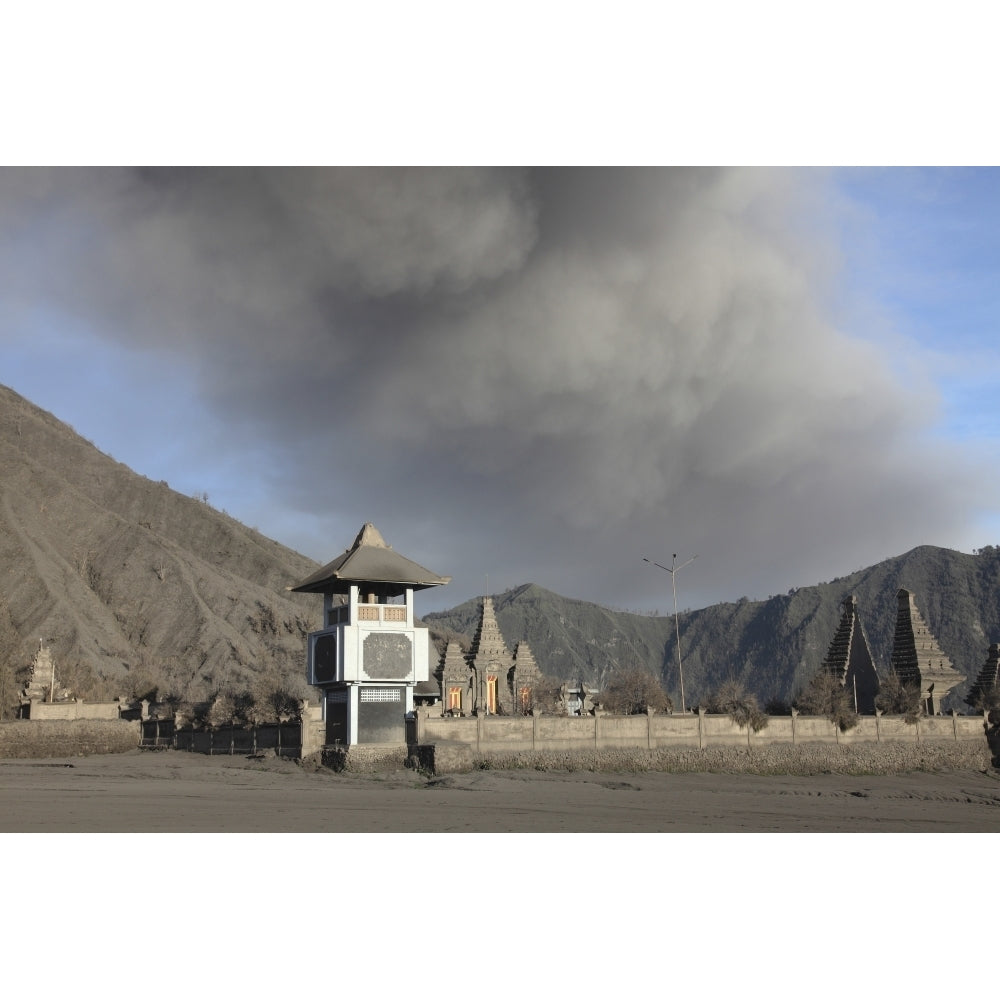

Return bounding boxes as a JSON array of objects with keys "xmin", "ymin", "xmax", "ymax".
[{"xmin": 0, "ymin": 167, "xmax": 986, "ymax": 610}]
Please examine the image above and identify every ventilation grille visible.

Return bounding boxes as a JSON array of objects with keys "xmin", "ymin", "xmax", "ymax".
[{"xmin": 360, "ymin": 688, "xmax": 402, "ymax": 703}]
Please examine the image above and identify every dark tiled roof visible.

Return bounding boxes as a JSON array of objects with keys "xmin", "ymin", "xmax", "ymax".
[{"xmin": 289, "ymin": 522, "xmax": 450, "ymax": 594}]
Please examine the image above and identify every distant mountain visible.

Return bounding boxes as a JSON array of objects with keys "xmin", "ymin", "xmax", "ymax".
[
  {"xmin": 424, "ymin": 546, "xmax": 1000, "ymax": 712},
  {"xmin": 4, "ymin": 383, "xmax": 997, "ymax": 718},
  {"xmin": 0, "ymin": 384, "xmax": 320, "ymax": 707}
]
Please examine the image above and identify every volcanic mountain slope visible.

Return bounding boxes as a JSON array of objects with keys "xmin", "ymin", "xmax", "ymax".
[
  {"xmin": 424, "ymin": 544, "xmax": 1000, "ymax": 712},
  {"xmin": 0, "ymin": 384, "xmax": 321, "ymax": 703},
  {"xmin": 5, "ymin": 382, "xmax": 998, "ymax": 716}
]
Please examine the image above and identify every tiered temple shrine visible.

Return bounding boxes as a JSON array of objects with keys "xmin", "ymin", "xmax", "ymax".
[
  {"xmin": 821, "ymin": 594, "xmax": 880, "ymax": 713},
  {"xmin": 890, "ymin": 588, "xmax": 964, "ymax": 715}
]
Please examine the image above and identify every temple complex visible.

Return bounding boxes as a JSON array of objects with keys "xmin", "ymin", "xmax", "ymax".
[
  {"xmin": 965, "ymin": 643, "xmax": 1000, "ymax": 710},
  {"xmin": 821, "ymin": 594, "xmax": 880, "ymax": 713},
  {"xmin": 890, "ymin": 588, "xmax": 964, "ymax": 715}
]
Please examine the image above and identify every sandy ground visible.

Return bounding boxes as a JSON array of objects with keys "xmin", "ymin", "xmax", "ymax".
[{"xmin": 1, "ymin": 749, "xmax": 999, "ymax": 832}]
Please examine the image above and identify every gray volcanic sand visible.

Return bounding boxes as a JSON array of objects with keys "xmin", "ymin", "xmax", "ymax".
[{"xmin": 2, "ymin": 750, "xmax": 999, "ymax": 832}]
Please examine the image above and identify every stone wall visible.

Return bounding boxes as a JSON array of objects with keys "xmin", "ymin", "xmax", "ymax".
[
  {"xmin": 301, "ymin": 703, "xmax": 325, "ymax": 758},
  {"xmin": 323, "ymin": 743, "xmax": 410, "ymax": 772},
  {"xmin": 26, "ymin": 700, "xmax": 125, "ymax": 721},
  {"xmin": 0, "ymin": 719, "xmax": 140, "ymax": 758},
  {"xmin": 415, "ymin": 740, "xmax": 991, "ymax": 775},
  {"xmin": 416, "ymin": 709, "xmax": 988, "ymax": 757}
]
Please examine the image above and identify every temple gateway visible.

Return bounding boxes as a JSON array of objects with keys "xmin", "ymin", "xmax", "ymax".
[{"xmin": 435, "ymin": 594, "xmax": 544, "ymax": 716}]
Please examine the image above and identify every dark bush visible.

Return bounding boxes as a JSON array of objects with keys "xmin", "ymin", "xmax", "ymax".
[
  {"xmin": 701, "ymin": 678, "xmax": 769, "ymax": 732},
  {"xmin": 600, "ymin": 667, "xmax": 673, "ymax": 715},
  {"xmin": 795, "ymin": 669, "xmax": 858, "ymax": 732},
  {"xmin": 874, "ymin": 671, "xmax": 923, "ymax": 724}
]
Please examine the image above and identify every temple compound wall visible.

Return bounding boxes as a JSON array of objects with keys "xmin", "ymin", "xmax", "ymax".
[
  {"xmin": 22, "ymin": 700, "xmax": 127, "ymax": 721},
  {"xmin": 0, "ymin": 719, "xmax": 140, "ymax": 758},
  {"xmin": 415, "ymin": 707, "xmax": 987, "ymax": 756}
]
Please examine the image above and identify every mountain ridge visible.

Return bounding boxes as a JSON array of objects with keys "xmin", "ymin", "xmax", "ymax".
[
  {"xmin": 424, "ymin": 543, "xmax": 1000, "ymax": 712},
  {"xmin": 3, "ymin": 383, "xmax": 997, "ymax": 715}
]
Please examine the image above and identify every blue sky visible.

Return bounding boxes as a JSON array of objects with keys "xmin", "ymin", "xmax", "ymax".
[
  {"xmin": 2, "ymin": 167, "xmax": 999, "ymax": 614},
  {"xmin": 835, "ymin": 168, "xmax": 1000, "ymax": 526}
]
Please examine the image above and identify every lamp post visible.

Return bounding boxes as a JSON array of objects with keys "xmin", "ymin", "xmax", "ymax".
[{"xmin": 643, "ymin": 554, "xmax": 697, "ymax": 713}]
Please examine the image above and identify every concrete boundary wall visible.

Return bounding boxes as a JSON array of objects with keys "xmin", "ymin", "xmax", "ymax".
[
  {"xmin": 412, "ymin": 740, "xmax": 992, "ymax": 776},
  {"xmin": 0, "ymin": 719, "xmax": 140, "ymax": 758},
  {"xmin": 416, "ymin": 709, "xmax": 987, "ymax": 755},
  {"xmin": 26, "ymin": 700, "xmax": 125, "ymax": 721}
]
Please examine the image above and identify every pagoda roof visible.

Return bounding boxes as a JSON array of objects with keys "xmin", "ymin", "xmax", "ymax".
[{"xmin": 289, "ymin": 523, "xmax": 450, "ymax": 594}]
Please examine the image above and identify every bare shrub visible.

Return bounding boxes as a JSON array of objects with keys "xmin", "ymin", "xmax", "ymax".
[
  {"xmin": 600, "ymin": 667, "xmax": 672, "ymax": 715},
  {"xmin": 120, "ymin": 661, "xmax": 166, "ymax": 702},
  {"xmin": 0, "ymin": 594, "xmax": 30, "ymax": 719},
  {"xmin": 174, "ymin": 700, "xmax": 209, "ymax": 729},
  {"xmin": 192, "ymin": 662, "xmax": 308, "ymax": 728},
  {"xmin": 57, "ymin": 659, "xmax": 118, "ymax": 702},
  {"xmin": 973, "ymin": 686, "xmax": 1000, "ymax": 712},
  {"xmin": 205, "ymin": 691, "xmax": 254, "ymax": 728},
  {"xmin": 701, "ymin": 678, "xmax": 768, "ymax": 732},
  {"xmin": 874, "ymin": 670, "xmax": 923, "ymax": 723},
  {"xmin": 795, "ymin": 669, "xmax": 858, "ymax": 731},
  {"xmin": 248, "ymin": 668, "xmax": 304, "ymax": 724},
  {"xmin": 517, "ymin": 677, "xmax": 565, "ymax": 715}
]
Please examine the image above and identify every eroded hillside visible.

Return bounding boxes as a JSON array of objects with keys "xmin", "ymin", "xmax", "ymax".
[{"xmin": 0, "ymin": 384, "xmax": 320, "ymax": 704}]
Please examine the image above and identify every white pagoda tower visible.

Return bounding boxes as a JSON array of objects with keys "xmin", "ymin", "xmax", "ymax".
[{"xmin": 290, "ymin": 523, "xmax": 449, "ymax": 745}]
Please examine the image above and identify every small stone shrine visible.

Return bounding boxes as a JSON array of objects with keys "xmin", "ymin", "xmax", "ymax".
[
  {"xmin": 890, "ymin": 588, "xmax": 964, "ymax": 715},
  {"xmin": 22, "ymin": 643, "xmax": 56, "ymax": 702},
  {"xmin": 290, "ymin": 523, "xmax": 450, "ymax": 745}
]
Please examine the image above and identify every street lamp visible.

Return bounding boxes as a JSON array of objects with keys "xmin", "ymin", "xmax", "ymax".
[{"xmin": 643, "ymin": 554, "xmax": 697, "ymax": 713}]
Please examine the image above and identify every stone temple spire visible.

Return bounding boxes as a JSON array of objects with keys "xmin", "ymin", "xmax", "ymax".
[
  {"xmin": 467, "ymin": 595, "xmax": 514, "ymax": 714},
  {"xmin": 468, "ymin": 595, "xmax": 512, "ymax": 666},
  {"xmin": 821, "ymin": 594, "xmax": 879, "ymax": 713},
  {"xmin": 891, "ymin": 589, "xmax": 964, "ymax": 714}
]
